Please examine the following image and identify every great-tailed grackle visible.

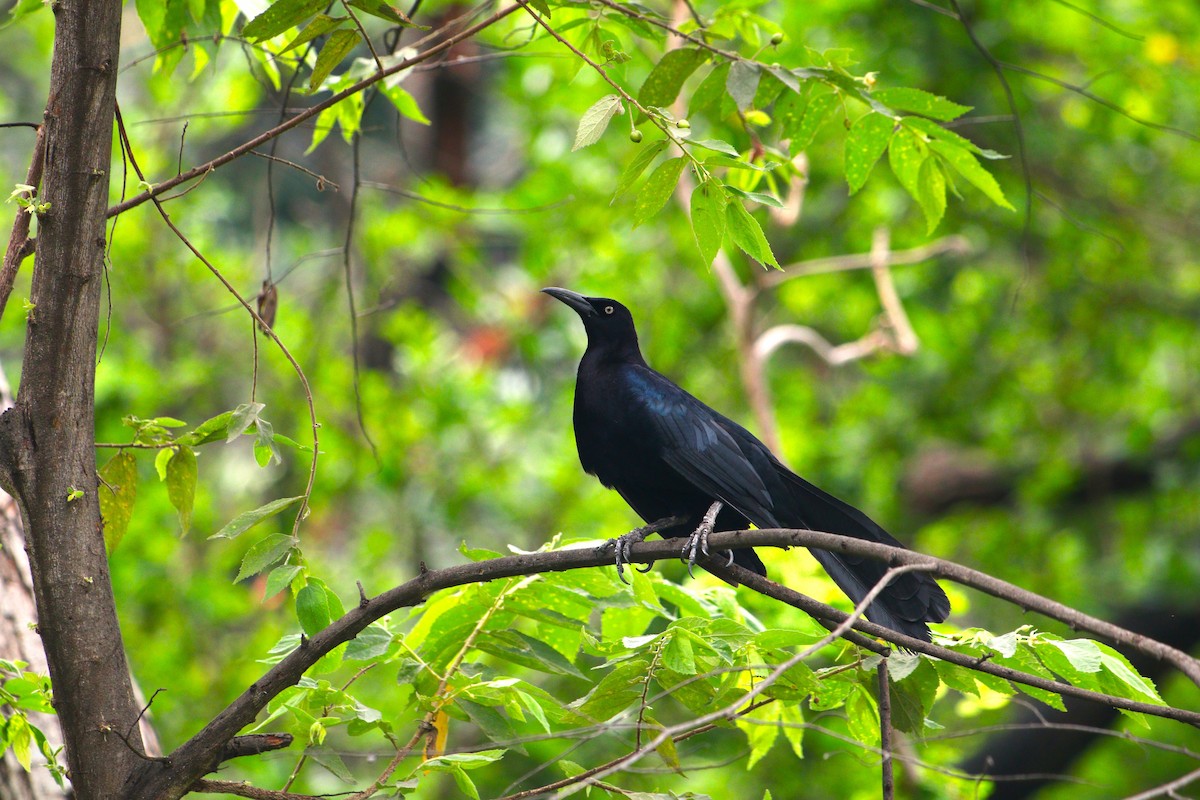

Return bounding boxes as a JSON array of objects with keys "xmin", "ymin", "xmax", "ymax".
[{"xmin": 543, "ymin": 287, "xmax": 950, "ymax": 642}]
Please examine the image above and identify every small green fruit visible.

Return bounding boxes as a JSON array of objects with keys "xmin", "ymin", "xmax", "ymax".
[
  {"xmin": 629, "ymin": 129, "xmax": 644, "ymax": 143},
  {"xmin": 770, "ymin": 32, "xmax": 784, "ymax": 45},
  {"xmin": 675, "ymin": 119, "xmax": 690, "ymax": 129}
]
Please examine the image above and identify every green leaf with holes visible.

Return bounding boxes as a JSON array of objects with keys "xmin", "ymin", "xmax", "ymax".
[
  {"xmin": 638, "ymin": 48, "xmax": 706, "ymax": 109},
  {"xmin": 243, "ymin": 0, "xmax": 326, "ymax": 42},
  {"xmin": 690, "ymin": 180, "xmax": 727, "ymax": 268},
  {"xmin": 309, "ymin": 29, "xmax": 361, "ymax": 92},
  {"xmin": 99, "ymin": 451, "xmax": 138, "ymax": 553},
  {"xmin": 165, "ymin": 445, "xmax": 197, "ymax": 535},
  {"xmin": 844, "ymin": 113, "xmax": 895, "ymax": 193},
  {"xmin": 631, "ymin": 156, "xmax": 686, "ymax": 227},
  {"xmin": 874, "ymin": 87, "xmax": 971, "ymax": 121}
]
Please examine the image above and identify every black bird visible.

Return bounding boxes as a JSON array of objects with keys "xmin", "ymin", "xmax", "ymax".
[{"xmin": 543, "ymin": 287, "xmax": 950, "ymax": 642}]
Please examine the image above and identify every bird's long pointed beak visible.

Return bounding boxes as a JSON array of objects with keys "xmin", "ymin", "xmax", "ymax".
[{"xmin": 541, "ymin": 287, "xmax": 596, "ymax": 317}]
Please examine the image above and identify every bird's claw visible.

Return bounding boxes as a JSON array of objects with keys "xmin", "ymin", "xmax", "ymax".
[
  {"xmin": 682, "ymin": 501, "xmax": 727, "ymax": 578},
  {"xmin": 607, "ymin": 526, "xmax": 653, "ymax": 586}
]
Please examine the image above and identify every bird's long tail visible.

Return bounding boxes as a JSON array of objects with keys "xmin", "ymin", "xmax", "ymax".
[{"xmin": 772, "ymin": 470, "xmax": 950, "ymax": 642}]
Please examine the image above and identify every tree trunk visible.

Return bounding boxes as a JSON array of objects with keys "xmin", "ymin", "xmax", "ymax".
[
  {"xmin": 0, "ymin": 1, "xmax": 144, "ymax": 798},
  {"xmin": 0, "ymin": 483, "xmax": 68, "ymax": 800}
]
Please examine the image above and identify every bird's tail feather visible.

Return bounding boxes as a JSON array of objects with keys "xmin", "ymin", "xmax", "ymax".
[{"xmin": 774, "ymin": 468, "xmax": 950, "ymax": 642}]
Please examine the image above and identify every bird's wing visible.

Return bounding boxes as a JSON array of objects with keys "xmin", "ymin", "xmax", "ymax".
[{"xmin": 628, "ymin": 368, "xmax": 777, "ymax": 521}]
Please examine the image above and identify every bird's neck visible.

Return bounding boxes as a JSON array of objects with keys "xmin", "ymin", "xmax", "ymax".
[{"xmin": 581, "ymin": 336, "xmax": 647, "ymax": 369}]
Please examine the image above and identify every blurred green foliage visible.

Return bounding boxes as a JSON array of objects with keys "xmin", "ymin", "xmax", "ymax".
[{"xmin": 1, "ymin": 0, "xmax": 1198, "ymax": 797}]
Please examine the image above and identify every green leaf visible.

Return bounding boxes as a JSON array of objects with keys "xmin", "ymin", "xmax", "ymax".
[
  {"xmin": 210, "ymin": 495, "xmax": 304, "ymax": 540},
  {"xmin": 424, "ymin": 750, "xmax": 506, "ymax": 771},
  {"xmin": 226, "ymin": 402, "xmax": 264, "ymax": 443},
  {"xmin": 1, "ymin": 0, "xmax": 45, "ymax": 30},
  {"xmin": 309, "ymin": 29, "xmax": 361, "ymax": 92},
  {"xmin": 381, "ymin": 85, "xmax": 430, "ymax": 125},
  {"xmin": 903, "ymin": 116, "xmax": 1007, "ymax": 159},
  {"xmin": 726, "ymin": 60, "xmax": 761, "ymax": 111},
  {"xmin": 917, "ymin": 156, "xmax": 947, "ymax": 232},
  {"xmin": 282, "ymin": 14, "xmax": 348, "ymax": 54},
  {"xmin": 345, "ymin": 0, "xmax": 421, "ymax": 27},
  {"xmin": 888, "ymin": 126, "xmax": 926, "ymax": 205},
  {"xmin": 1096, "ymin": 643, "xmax": 1161, "ymax": 702},
  {"xmin": 874, "ymin": 87, "xmax": 971, "ymax": 121},
  {"xmin": 689, "ymin": 62, "xmax": 730, "ymax": 116},
  {"xmin": 243, "ymin": 0, "xmax": 327, "ymax": 42},
  {"xmin": 344, "ymin": 624, "xmax": 394, "ymax": 660},
  {"xmin": 614, "ymin": 139, "xmax": 669, "ymax": 201},
  {"xmin": 177, "ymin": 410, "xmax": 234, "ymax": 446},
  {"xmin": 789, "ymin": 90, "xmax": 838, "ymax": 152},
  {"xmin": 264, "ymin": 564, "xmax": 304, "ymax": 600},
  {"xmin": 690, "ymin": 180, "xmax": 727, "ymax": 268},
  {"xmin": 661, "ymin": 630, "xmax": 697, "ymax": 674},
  {"xmin": 845, "ymin": 684, "xmax": 880, "ymax": 747},
  {"xmin": 254, "ymin": 419, "xmax": 282, "ymax": 467},
  {"xmin": 631, "ymin": 156, "xmax": 686, "ymax": 228},
  {"xmin": 780, "ymin": 703, "xmax": 804, "ymax": 758},
  {"xmin": 724, "ymin": 185, "xmax": 785, "ymax": 208},
  {"xmin": 928, "ymin": 138, "xmax": 1015, "ymax": 210},
  {"xmin": 572, "ymin": 94, "xmax": 624, "ymax": 152},
  {"xmin": 774, "ymin": 87, "xmax": 809, "ymax": 140},
  {"xmin": 844, "ymin": 113, "xmax": 895, "ymax": 193},
  {"xmin": 475, "ymin": 630, "xmax": 586, "ymax": 678},
  {"xmin": 724, "ymin": 201, "xmax": 778, "ymax": 267},
  {"xmin": 736, "ymin": 701, "xmax": 780, "ymax": 768},
  {"xmin": 236, "ymin": 534, "xmax": 296, "ymax": 582},
  {"xmin": 638, "ymin": 48, "xmax": 706, "ymax": 110},
  {"xmin": 690, "ymin": 138, "xmax": 739, "ymax": 157},
  {"xmin": 154, "ymin": 447, "xmax": 173, "ymax": 480},
  {"xmin": 573, "ymin": 660, "xmax": 648, "ymax": 720},
  {"xmin": 99, "ymin": 451, "xmax": 138, "ymax": 554},
  {"xmin": 296, "ymin": 578, "xmax": 344, "ymax": 636},
  {"xmin": 165, "ymin": 445, "xmax": 198, "ymax": 534}
]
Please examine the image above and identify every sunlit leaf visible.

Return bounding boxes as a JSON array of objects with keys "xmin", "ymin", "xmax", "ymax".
[
  {"xmin": 573, "ymin": 94, "xmax": 624, "ymax": 151},
  {"xmin": 165, "ymin": 445, "xmax": 198, "ymax": 534},
  {"xmin": 631, "ymin": 156, "xmax": 686, "ymax": 227},
  {"xmin": 242, "ymin": 0, "xmax": 326, "ymax": 42},
  {"xmin": 99, "ymin": 452, "xmax": 138, "ymax": 554},
  {"xmin": 210, "ymin": 495, "xmax": 304, "ymax": 540},
  {"xmin": 874, "ymin": 87, "xmax": 971, "ymax": 120}
]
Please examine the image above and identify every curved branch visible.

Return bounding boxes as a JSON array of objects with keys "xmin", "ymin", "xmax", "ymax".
[
  {"xmin": 131, "ymin": 527, "xmax": 1200, "ymax": 798},
  {"xmin": 104, "ymin": 4, "xmax": 522, "ymax": 220}
]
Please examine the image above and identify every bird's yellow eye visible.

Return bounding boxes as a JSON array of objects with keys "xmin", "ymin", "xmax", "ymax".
[{"xmin": 605, "ymin": 306, "xmax": 614, "ymax": 315}]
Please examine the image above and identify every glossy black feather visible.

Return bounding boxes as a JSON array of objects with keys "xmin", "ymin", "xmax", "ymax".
[{"xmin": 544, "ymin": 288, "xmax": 949, "ymax": 641}]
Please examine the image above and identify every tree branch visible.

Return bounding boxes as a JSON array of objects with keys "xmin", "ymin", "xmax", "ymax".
[
  {"xmin": 104, "ymin": 4, "xmax": 522, "ymax": 220},
  {"xmin": 130, "ymin": 525, "xmax": 1200, "ymax": 800},
  {"xmin": 0, "ymin": 121, "xmax": 45, "ymax": 323}
]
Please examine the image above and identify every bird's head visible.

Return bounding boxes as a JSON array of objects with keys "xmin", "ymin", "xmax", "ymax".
[{"xmin": 541, "ymin": 287, "xmax": 642, "ymax": 358}]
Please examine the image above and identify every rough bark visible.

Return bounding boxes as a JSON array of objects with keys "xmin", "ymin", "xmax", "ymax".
[
  {"xmin": 0, "ymin": 2, "xmax": 143, "ymax": 798},
  {"xmin": 0, "ymin": 489, "xmax": 68, "ymax": 800}
]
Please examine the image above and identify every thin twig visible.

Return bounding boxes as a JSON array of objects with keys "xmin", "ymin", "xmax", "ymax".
[
  {"xmin": 1122, "ymin": 766, "xmax": 1200, "ymax": 800},
  {"xmin": 1000, "ymin": 60, "xmax": 1199, "ymax": 142},
  {"xmin": 113, "ymin": 105, "xmax": 321, "ymax": 541},
  {"xmin": 0, "ymin": 121, "xmax": 46, "ymax": 322},
  {"xmin": 142, "ymin": 527, "xmax": 1200, "ymax": 798},
  {"xmin": 869, "ymin": 227, "xmax": 918, "ymax": 355},
  {"xmin": 878, "ymin": 658, "xmax": 895, "ymax": 800},
  {"xmin": 106, "ymin": 4, "xmax": 523, "ymax": 219},
  {"xmin": 761, "ymin": 235, "xmax": 971, "ymax": 286}
]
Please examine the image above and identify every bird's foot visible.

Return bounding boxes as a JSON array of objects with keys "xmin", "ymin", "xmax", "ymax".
[
  {"xmin": 682, "ymin": 501, "xmax": 730, "ymax": 577},
  {"xmin": 605, "ymin": 526, "xmax": 655, "ymax": 586}
]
